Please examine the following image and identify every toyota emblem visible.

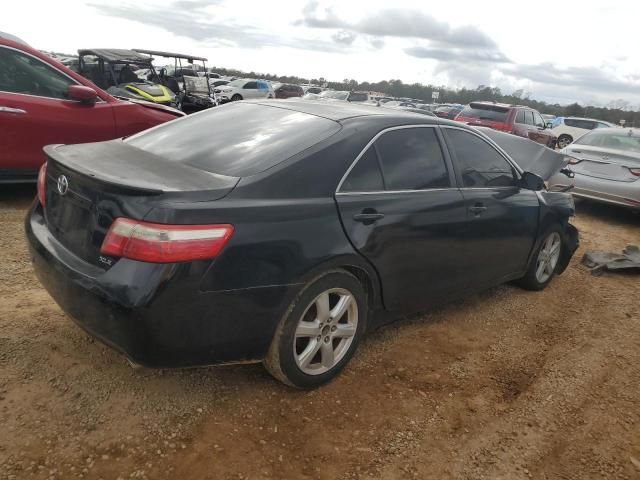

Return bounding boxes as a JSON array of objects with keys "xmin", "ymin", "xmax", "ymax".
[{"xmin": 57, "ymin": 175, "xmax": 69, "ymax": 196}]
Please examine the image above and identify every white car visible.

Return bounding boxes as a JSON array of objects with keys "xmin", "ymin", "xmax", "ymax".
[
  {"xmin": 213, "ymin": 78, "xmax": 274, "ymax": 103},
  {"xmin": 551, "ymin": 117, "xmax": 616, "ymax": 149}
]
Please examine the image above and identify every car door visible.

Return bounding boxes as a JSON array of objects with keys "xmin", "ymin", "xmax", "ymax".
[
  {"xmin": 531, "ymin": 111, "xmax": 554, "ymax": 145},
  {"xmin": 0, "ymin": 45, "xmax": 116, "ymax": 177},
  {"xmin": 441, "ymin": 126, "xmax": 539, "ymax": 289},
  {"xmin": 335, "ymin": 126, "xmax": 468, "ymax": 313},
  {"xmin": 512, "ymin": 109, "xmax": 528, "ymax": 137},
  {"xmin": 242, "ymin": 81, "xmax": 259, "ymax": 99}
]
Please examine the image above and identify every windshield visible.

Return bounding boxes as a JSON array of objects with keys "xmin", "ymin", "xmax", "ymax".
[
  {"xmin": 320, "ymin": 90, "xmax": 349, "ymax": 100},
  {"xmin": 183, "ymin": 75, "xmax": 210, "ymax": 94},
  {"xmin": 575, "ymin": 130, "xmax": 640, "ymax": 154},
  {"xmin": 459, "ymin": 105, "xmax": 508, "ymax": 121}
]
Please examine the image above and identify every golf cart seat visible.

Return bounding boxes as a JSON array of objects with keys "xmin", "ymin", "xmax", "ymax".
[
  {"xmin": 118, "ymin": 66, "xmax": 139, "ymax": 84},
  {"xmin": 164, "ymin": 77, "xmax": 180, "ymax": 94}
]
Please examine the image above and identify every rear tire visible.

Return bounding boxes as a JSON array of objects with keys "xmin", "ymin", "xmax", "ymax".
[
  {"xmin": 557, "ymin": 134, "xmax": 573, "ymax": 149},
  {"xmin": 516, "ymin": 226, "xmax": 564, "ymax": 291},
  {"xmin": 263, "ymin": 270, "xmax": 367, "ymax": 389}
]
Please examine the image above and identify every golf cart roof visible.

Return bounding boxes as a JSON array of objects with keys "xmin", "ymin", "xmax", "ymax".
[
  {"xmin": 134, "ymin": 49, "xmax": 208, "ymax": 62},
  {"xmin": 78, "ymin": 49, "xmax": 152, "ymax": 64}
]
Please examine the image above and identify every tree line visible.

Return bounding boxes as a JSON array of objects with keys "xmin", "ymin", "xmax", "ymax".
[{"xmin": 211, "ymin": 66, "xmax": 639, "ymax": 127}]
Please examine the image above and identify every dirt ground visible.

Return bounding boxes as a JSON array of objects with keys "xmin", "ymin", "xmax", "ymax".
[{"xmin": 1, "ymin": 185, "xmax": 639, "ymax": 480}]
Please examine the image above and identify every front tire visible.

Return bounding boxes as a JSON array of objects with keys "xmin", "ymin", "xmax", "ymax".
[
  {"xmin": 231, "ymin": 94, "xmax": 242, "ymax": 101},
  {"xmin": 516, "ymin": 227, "xmax": 564, "ymax": 291},
  {"xmin": 264, "ymin": 270, "xmax": 367, "ymax": 389},
  {"xmin": 557, "ymin": 134, "xmax": 573, "ymax": 149}
]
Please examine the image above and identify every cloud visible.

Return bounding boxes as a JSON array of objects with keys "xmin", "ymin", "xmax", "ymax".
[
  {"xmin": 88, "ymin": 1, "xmax": 344, "ymax": 53},
  {"xmin": 332, "ymin": 30, "xmax": 356, "ymax": 45},
  {"xmin": 298, "ymin": 2, "xmax": 497, "ymax": 49},
  {"xmin": 405, "ymin": 46, "xmax": 510, "ymax": 63},
  {"xmin": 503, "ymin": 63, "xmax": 640, "ymax": 96}
]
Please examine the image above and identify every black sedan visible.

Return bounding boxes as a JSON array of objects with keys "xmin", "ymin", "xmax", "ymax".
[{"xmin": 26, "ymin": 100, "xmax": 578, "ymax": 388}]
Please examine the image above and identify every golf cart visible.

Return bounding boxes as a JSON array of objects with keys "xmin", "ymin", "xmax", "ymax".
[
  {"xmin": 134, "ymin": 49, "xmax": 215, "ymax": 114},
  {"xmin": 77, "ymin": 49, "xmax": 175, "ymax": 106}
]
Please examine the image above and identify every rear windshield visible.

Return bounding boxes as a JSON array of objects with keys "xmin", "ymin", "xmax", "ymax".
[
  {"xmin": 126, "ymin": 103, "xmax": 341, "ymax": 177},
  {"xmin": 459, "ymin": 104, "xmax": 508, "ymax": 122},
  {"xmin": 575, "ymin": 130, "xmax": 640, "ymax": 154}
]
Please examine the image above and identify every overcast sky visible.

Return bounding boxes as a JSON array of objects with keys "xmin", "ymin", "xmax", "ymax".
[{"xmin": 5, "ymin": 0, "xmax": 640, "ymax": 107}]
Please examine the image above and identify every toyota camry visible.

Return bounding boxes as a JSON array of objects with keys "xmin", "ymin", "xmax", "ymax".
[{"xmin": 26, "ymin": 100, "xmax": 578, "ymax": 388}]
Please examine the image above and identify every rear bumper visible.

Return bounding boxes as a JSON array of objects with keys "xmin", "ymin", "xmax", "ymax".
[{"xmin": 26, "ymin": 204, "xmax": 297, "ymax": 368}]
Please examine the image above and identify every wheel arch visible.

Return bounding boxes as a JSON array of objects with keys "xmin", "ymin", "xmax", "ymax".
[{"xmin": 295, "ymin": 255, "xmax": 383, "ymax": 313}]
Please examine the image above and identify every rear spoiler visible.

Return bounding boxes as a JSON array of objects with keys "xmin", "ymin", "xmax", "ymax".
[{"xmin": 43, "ymin": 141, "xmax": 238, "ymax": 194}]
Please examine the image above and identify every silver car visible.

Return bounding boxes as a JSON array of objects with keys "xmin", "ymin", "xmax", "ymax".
[{"xmin": 548, "ymin": 128, "xmax": 640, "ymax": 211}]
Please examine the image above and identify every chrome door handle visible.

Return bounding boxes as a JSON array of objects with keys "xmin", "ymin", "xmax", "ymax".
[{"xmin": 0, "ymin": 106, "xmax": 27, "ymax": 114}]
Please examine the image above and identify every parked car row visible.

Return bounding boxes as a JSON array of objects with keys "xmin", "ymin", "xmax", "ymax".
[{"xmin": 0, "ymin": 34, "xmax": 184, "ymax": 182}]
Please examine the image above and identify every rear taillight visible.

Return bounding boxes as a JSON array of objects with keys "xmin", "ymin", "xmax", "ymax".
[
  {"xmin": 37, "ymin": 162, "xmax": 47, "ymax": 206},
  {"xmin": 100, "ymin": 218, "xmax": 234, "ymax": 263},
  {"xmin": 629, "ymin": 168, "xmax": 640, "ymax": 177}
]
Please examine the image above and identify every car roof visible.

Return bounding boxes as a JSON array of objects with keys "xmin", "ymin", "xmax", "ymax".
[
  {"xmin": 469, "ymin": 101, "xmax": 535, "ymax": 111},
  {"xmin": 564, "ymin": 116, "xmax": 612, "ymax": 123},
  {"xmin": 245, "ymin": 99, "xmax": 450, "ymax": 123},
  {"xmin": 588, "ymin": 127, "xmax": 638, "ymax": 135},
  {"xmin": 133, "ymin": 49, "xmax": 207, "ymax": 62},
  {"xmin": 78, "ymin": 49, "xmax": 152, "ymax": 64},
  {"xmin": 0, "ymin": 31, "xmax": 28, "ymax": 45}
]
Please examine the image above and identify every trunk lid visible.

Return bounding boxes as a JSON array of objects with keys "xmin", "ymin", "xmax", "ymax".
[
  {"xmin": 42, "ymin": 141, "xmax": 238, "ymax": 269},
  {"xmin": 567, "ymin": 145, "xmax": 640, "ymax": 182}
]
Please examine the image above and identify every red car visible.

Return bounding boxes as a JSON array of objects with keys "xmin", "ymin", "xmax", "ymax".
[
  {"xmin": 455, "ymin": 102, "xmax": 557, "ymax": 148},
  {"xmin": 272, "ymin": 83, "xmax": 304, "ymax": 99},
  {"xmin": 0, "ymin": 35, "xmax": 184, "ymax": 182}
]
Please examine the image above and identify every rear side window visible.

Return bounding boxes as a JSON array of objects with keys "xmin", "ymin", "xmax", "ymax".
[
  {"xmin": 564, "ymin": 118, "xmax": 596, "ymax": 129},
  {"xmin": 126, "ymin": 103, "xmax": 341, "ymax": 177},
  {"xmin": 445, "ymin": 129, "xmax": 516, "ymax": 188},
  {"xmin": 340, "ymin": 147, "xmax": 384, "ymax": 192},
  {"xmin": 459, "ymin": 104, "xmax": 508, "ymax": 122},
  {"xmin": 515, "ymin": 110, "xmax": 526, "ymax": 124},
  {"xmin": 375, "ymin": 128, "xmax": 450, "ymax": 190}
]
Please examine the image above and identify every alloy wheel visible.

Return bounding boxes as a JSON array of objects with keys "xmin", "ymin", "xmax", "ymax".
[
  {"xmin": 535, "ymin": 232, "xmax": 562, "ymax": 283},
  {"xmin": 293, "ymin": 288, "xmax": 358, "ymax": 375}
]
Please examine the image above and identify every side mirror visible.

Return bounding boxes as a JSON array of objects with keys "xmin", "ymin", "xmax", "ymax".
[
  {"xmin": 68, "ymin": 85, "xmax": 98, "ymax": 104},
  {"xmin": 520, "ymin": 171, "xmax": 545, "ymax": 191},
  {"xmin": 546, "ymin": 122, "xmax": 553, "ymax": 129}
]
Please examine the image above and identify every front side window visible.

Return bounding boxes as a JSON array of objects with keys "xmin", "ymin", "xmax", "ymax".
[
  {"xmin": 533, "ymin": 112, "xmax": 546, "ymax": 128},
  {"xmin": 375, "ymin": 128, "xmax": 450, "ymax": 190},
  {"xmin": 445, "ymin": 129, "xmax": 516, "ymax": 188},
  {"xmin": 244, "ymin": 81, "xmax": 258, "ymax": 89},
  {"xmin": 524, "ymin": 111, "xmax": 535, "ymax": 126},
  {"xmin": 0, "ymin": 47, "xmax": 74, "ymax": 99}
]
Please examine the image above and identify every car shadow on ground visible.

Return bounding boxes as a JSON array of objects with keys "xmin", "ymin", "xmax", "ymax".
[
  {"xmin": 0, "ymin": 183, "xmax": 36, "ymax": 209},
  {"xmin": 574, "ymin": 198, "xmax": 639, "ymax": 227}
]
